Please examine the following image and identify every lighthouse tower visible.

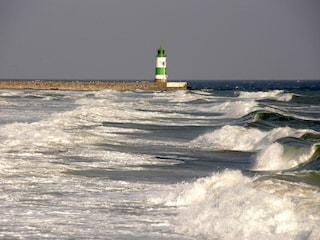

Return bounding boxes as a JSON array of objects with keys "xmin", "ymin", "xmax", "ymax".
[{"xmin": 155, "ymin": 45, "xmax": 168, "ymax": 83}]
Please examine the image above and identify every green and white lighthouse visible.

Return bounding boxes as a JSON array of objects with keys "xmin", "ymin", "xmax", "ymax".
[{"xmin": 155, "ymin": 45, "xmax": 168, "ymax": 83}]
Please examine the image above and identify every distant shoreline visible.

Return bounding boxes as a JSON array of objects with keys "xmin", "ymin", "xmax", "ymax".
[{"xmin": 0, "ymin": 80, "xmax": 187, "ymax": 91}]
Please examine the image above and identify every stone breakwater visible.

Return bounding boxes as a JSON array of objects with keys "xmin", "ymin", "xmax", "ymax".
[{"xmin": 0, "ymin": 80, "xmax": 187, "ymax": 91}]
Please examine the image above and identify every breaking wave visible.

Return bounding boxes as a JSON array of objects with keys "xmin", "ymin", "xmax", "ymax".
[
  {"xmin": 191, "ymin": 125, "xmax": 320, "ymax": 171},
  {"xmin": 254, "ymin": 141, "xmax": 320, "ymax": 171},
  {"xmin": 151, "ymin": 170, "xmax": 320, "ymax": 239},
  {"xmin": 237, "ymin": 90, "xmax": 294, "ymax": 102},
  {"xmin": 191, "ymin": 125, "xmax": 315, "ymax": 152}
]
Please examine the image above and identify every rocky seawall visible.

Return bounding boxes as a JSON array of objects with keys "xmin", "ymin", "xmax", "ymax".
[{"xmin": 0, "ymin": 80, "xmax": 187, "ymax": 91}]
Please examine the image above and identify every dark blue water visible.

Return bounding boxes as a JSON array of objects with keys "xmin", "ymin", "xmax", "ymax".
[{"xmin": 188, "ymin": 79, "xmax": 320, "ymax": 91}]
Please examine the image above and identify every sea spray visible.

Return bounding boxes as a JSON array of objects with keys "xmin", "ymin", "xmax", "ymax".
[
  {"xmin": 255, "ymin": 143, "xmax": 320, "ymax": 171},
  {"xmin": 151, "ymin": 170, "xmax": 320, "ymax": 239},
  {"xmin": 237, "ymin": 90, "xmax": 294, "ymax": 102},
  {"xmin": 210, "ymin": 100, "xmax": 258, "ymax": 118},
  {"xmin": 190, "ymin": 125, "xmax": 315, "ymax": 152}
]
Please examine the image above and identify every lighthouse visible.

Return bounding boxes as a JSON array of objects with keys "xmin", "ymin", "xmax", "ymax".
[{"xmin": 155, "ymin": 45, "xmax": 168, "ymax": 83}]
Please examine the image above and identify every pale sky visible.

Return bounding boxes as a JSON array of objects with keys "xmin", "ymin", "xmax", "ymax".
[{"xmin": 0, "ymin": 0, "xmax": 319, "ymax": 80}]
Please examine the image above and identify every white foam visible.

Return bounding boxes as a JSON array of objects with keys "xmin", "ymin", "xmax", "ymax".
[
  {"xmin": 254, "ymin": 143, "xmax": 320, "ymax": 171},
  {"xmin": 238, "ymin": 90, "xmax": 294, "ymax": 102},
  {"xmin": 210, "ymin": 100, "xmax": 258, "ymax": 118},
  {"xmin": 0, "ymin": 100, "xmax": 9, "ymax": 105},
  {"xmin": 0, "ymin": 90, "xmax": 21, "ymax": 97},
  {"xmin": 151, "ymin": 170, "xmax": 320, "ymax": 239},
  {"xmin": 191, "ymin": 125, "xmax": 264, "ymax": 151},
  {"xmin": 74, "ymin": 90, "xmax": 214, "ymax": 126},
  {"xmin": 0, "ymin": 122, "xmax": 72, "ymax": 151},
  {"xmin": 191, "ymin": 125, "xmax": 315, "ymax": 152}
]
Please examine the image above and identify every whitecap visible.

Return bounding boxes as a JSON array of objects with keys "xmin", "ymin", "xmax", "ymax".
[{"xmin": 151, "ymin": 170, "xmax": 320, "ymax": 239}]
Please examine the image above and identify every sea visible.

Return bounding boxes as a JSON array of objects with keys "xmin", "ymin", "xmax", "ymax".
[{"xmin": 0, "ymin": 80, "xmax": 319, "ymax": 239}]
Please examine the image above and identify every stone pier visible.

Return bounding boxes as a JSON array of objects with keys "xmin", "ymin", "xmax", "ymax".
[{"xmin": 0, "ymin": 80, "xmax": 188, "ymax": 91}]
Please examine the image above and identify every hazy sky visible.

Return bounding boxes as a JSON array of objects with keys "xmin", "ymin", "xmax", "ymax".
[{"xmin": 0, "ymin": 0, "xmax": 319, "ymax": 80}]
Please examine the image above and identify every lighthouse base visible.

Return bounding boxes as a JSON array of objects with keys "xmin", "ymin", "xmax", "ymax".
[
  {"xmin": 166, "ymin": 82, "xmax": 187, "ymax": 89},
  {"xmin": 155, "ymin": 79, "xmax": 167, "ymax": 83}
]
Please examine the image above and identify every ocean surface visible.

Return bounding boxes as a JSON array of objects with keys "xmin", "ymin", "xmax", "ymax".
[{"xmin": 0, "ymin": 80, "xmax": 319, "ymax": 239}]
